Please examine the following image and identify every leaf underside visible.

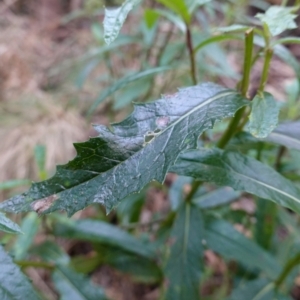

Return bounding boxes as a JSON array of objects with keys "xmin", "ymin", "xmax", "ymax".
[
  {"xmin": 0, "ymin": 83, "xmax": 248, "ymax": 216},
  {"xmin": 171, "ymin": 148, "xmax": 300, "ymax": 214}
]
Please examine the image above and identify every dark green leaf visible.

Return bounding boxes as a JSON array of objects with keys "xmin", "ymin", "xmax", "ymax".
[
  {"xmin": 53, "ymin": 218, "xmax": 155, "ymax": 259},
  {"xmin": 264, "ymin": 121, "xmax": 300, "ymax": 151},
  {"xmin": 255, "ymin": 5, "xmax": 297, "ymax": 36},
  {"xmin": 255, "ymin": 199, "xmax": 277, "ymax": 250},
  {"xmin": 1, "ymin": 83, "xmax": 248, "ymax": 216},
  {"xmin": 96, "ymin": 246, "xmax": 162, "ymax": 283},
  {"xmin": 205, "ymin": 218, "xmax": 281, "ymax": 279},
  {"xmin": 103, "ymin": 0, "xmax": 141, "ymax": 45},
  {"xmin": 0, "ymin": 212, "xmax": 21, "ymax": 234},
  {"xmin": 53, "ymin": 265, "xmax": 108, "ymax": 300},
  {"xmin": 0, "ymin": 245, "xmax": 40, "ymax": 300},
  {"xmin": 171, "ymin": 148, "xmax": 300, "ymax": 214},
  {"xmin": 165, "ymin": 202, "xmax": 204, "ymax": 300},
  {"xmin": 248, "ymin": 92, "xmax": 279, "ymax": 138}
]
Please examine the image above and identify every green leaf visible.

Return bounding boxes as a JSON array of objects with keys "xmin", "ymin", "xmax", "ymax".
[
  {"xmin": 193, "ymin": 187, "xmax": 241, "ymax": 209},
  {"xmin": 164, "ymin": 202, "xmax": 203, "ymax": 300},
  {"xmin": 53, "ymin": 218, "xmax": 156, "ymax": 259},
  {"xmin": 227, "ymin": 279, "xmax": 274, "ymax": 300},
  {"xmin": 87, "ymin": 66, "xmax": 173, "ymax": 116},
  {"xmin": 103, "ymin": 0, "xmax": 141, "ymax": 45},
  {"xmin": 0, "ymin": 245, "xmax": 40, "ymax": 300},
  {"xmin": 53, "ymin": 265, "xmax": 108, "ymax": 300},
  {"xmin": 146, "ymin": 8, "xmax": 186, "ymax": 32},
  {"xmin": 0, "ymin": 179, "xmax": 30, "ymax": 190},
  {"xmin": 205, "ymin": 218, "xmax": 281, "ymax": 279},
  {"xmin": 255, "ymin": 199, "xmax": 276, "ymax": 250},
  {"xmin": 214, "ymin": 24, "xmax": 250, "ymax": 33},
  {"xmin": 255, "ymin": 6, "xmax": 298, "ymax": 36},
  {"xmin": 1, "ymin": 83, "xmax": 248, "ymax": 216},
  {"xmin": 144, "ymin": 9, "xmax": 160, "ymax": 29},
  {"xmin": 185, "ymin": 0, "xmax": 211, "ymax": 14},
  {"xmin": 12, "ymin": 212, "xmax": 40, "ymax": 260},
  {"xmin": 248, "ymin": 92, "xmax": 280, "ymax": 138},
  {"xmin": 171, "ymin": 148, "xmax": 300, "ymax": 214},
  {"xmin": 0, "ymin": 212, "xmax": 22, "ymax": 234},
  {"xmin": 194, "ymin": 34, "xmax": 243, "ymax": 54},
  {"xmin": 156, "ymin": 0, "xmax": 190, "ymax": 23},
  {"xmin": 273, "ymin": 36, "xmax": 300, "ymax": 46},
  {"xmin": 95, "ymin": 245, "xmax": 162, "ymax": 283},
  {"xmin": 32, "ymin": 241, "xmax": 70, "ymax": 265},
  {"xmin": 264, "ymin": 121, "xmax": 300, "ymax": 151}
]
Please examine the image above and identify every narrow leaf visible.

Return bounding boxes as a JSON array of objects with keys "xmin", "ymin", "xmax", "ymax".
[
  {"xmin": 185, "ymin": 0, "xmax": 211, "ymax": 14},
  {"xmin": 0, "ymin": 83, "xmax": 248, "ymax": 216},
  {"xmin": 53, "ymin": 218, "xmax": 156, "ymax": 259},
  {"xmin": 248, "ymin": 92, "xmax": 279, "ymax": 138},
  {"xmin": 171, "ymin": 148, "xmax": 300, "ymax": 214},
  {"xmin": 205, "ymin": 218, "xmax": 281, "ymax": 279},
  {"xmin": 227, "ymin": 279, "xmax": 274, "ymax": 300},
  {"xmin": 53, "ymin": 265, "xmax": 108, "ymax": 300},
  {"xmin": 0, "ymin": 246, "xmax": 40, "ymax": 300},
  {"xmin": 255, "ymin": 6, "xmax": 298, "ymax": 36},
  {"xmin": 264, "ymin": 121, "xmax": 300, "ymax": 151},
  {"xmin": 87, "ymin": 66, "xmax": 173, "ymax": 116},
  {"xmin": 0, "ymin": 212, "xmax": 22, "ymax": 234},
  {"xmin": 193, "ymin": 187, "xmax": 241, "ymax": 209},
  {"xmin": 0, "ymin": 179, "xmax": 30, "ymax": 190},
  {"xmin": 95, "ymin": 246, "xmax": 162, "ymax": 284},
  {"xmin": 12, "ymin": 212, "xmax": 40, "ymax": 260},
  {"xmin": 215, "ymin": 24, "xmax": 250, "ymax": 33},
  {"xmin": 165, "ymin": 202, "xmax": 203, "ymax": 300},
  {"xmin": 103, "ymin": 0, "xmax": 140, "ymax": 45}
]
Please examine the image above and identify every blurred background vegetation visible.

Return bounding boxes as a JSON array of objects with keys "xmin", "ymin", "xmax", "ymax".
[{"xmin": 1, "ymin": 0, "xmax": 300, "ymax": 299}]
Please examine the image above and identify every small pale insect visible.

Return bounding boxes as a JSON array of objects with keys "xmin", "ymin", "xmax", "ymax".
[{"xmin": 31, "ymin": 195, "xmax": 58, "ymax": 214}]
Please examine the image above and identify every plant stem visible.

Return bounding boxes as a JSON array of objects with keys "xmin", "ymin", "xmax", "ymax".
[
  {"xmin": 275, "ymin": 252, "xmax": 300, "ymax": 288},
  {"xmin": 15, "ymin": 260, "xmax": 55, "ymax": 270},
  {"xmin": 186, "ymin": 25, "xmax": 197, "ymax": 85},
  {"xmin": 258, "ymin": 48, "xmax": 273, "ymax": 93},
  {"xmin": 216, "ymin": 29, "xmax": 254, "ymax": 149},
  {"xmin": 241, "ymin": 28, "xmax": 254, "ymax": 98}
]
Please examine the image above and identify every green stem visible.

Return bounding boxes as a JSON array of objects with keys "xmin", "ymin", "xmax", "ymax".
[
  {"xmin": 15, "ymin": 260, "xmax": 55, "ymax": 270},
  {"xmin": 258, "ymin": 48, "xmax": 273, "ymax": 93},
  {"xmin": 275, "ymin": 252, "xmax": 300, "ymax": 288},
  {"xmin": 186, "ymin": 29, "xmax": 254, "ymax": 200},
  {"xmin": 241, "ymin": 28, "xmax": 254, "ymax": 98},
  {"xmin": 186, "ymin": 25, "xmax": 197, "ymax": 85},
  {"xmin": 216, "ymin": 29, "xmax": 254, "ymax": 149},
  {"xmin": 185, "ymin": 180, "xmax": 202, "ymax": 203}
]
